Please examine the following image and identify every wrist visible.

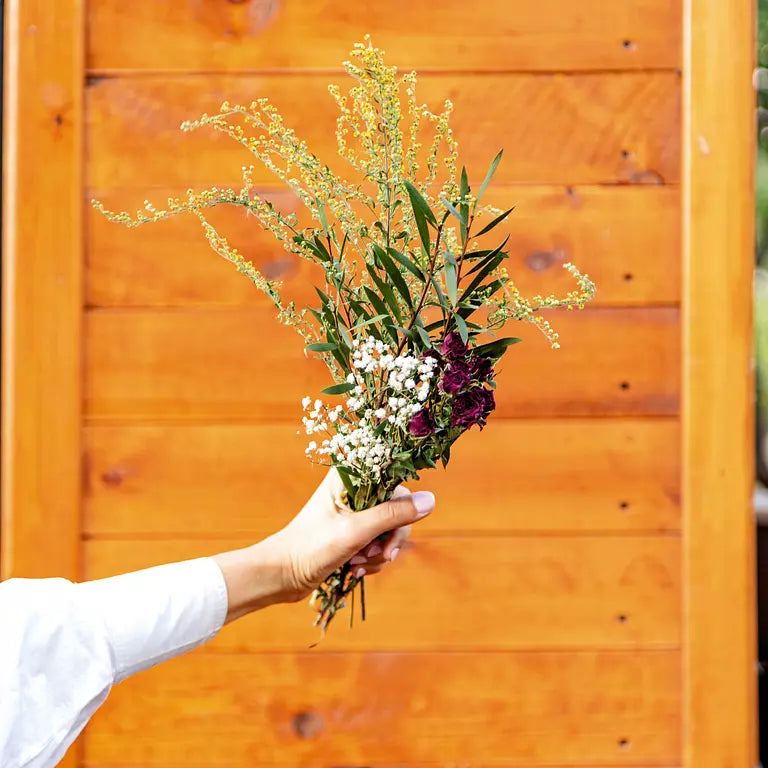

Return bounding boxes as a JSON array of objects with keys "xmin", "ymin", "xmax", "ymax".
[{"xmin": 212, "ymin": 537, "xmax": 290, "ymax": 623}]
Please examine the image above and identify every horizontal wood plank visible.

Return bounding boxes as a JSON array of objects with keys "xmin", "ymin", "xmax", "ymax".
[
  {"xmin": 84, "ymin": 307, "xmax": 680, "ymax": 421},
  {"xmin": 87, "ymin": 0, "xmax": 681, "ymax": 72},
  {"xmin": 84, "ymin": 419, "xmax": 680, "ymax": 535},
  {"xmin": 87, "ymin": 186, "xmax": 681, "ymax": 308},
  {"xmin": 85, "ymin": 535, "xmax": 680, "ymax": 651},
  {"xmin": 86, "ymin": 73, "xmax": 680, "ymax": 188},
  {"xmin": 84, "ymin": 650, "xmax": 681, "ymax": 765}
]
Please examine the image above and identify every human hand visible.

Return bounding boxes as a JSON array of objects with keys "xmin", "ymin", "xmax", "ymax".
[{"xmin": 213, "ymin": 470, "xmax": 435, "ymax": 622}]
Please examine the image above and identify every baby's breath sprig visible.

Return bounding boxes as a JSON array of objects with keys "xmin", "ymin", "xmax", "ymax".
[{"xmin": 93, "ymin": 37, "xmax": 596, "ymax": 635}]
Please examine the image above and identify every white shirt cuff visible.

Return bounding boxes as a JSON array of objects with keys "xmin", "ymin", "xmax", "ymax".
[{"xmin": 76, "ymin": 557, "xmax": 228, "ymax": 683}]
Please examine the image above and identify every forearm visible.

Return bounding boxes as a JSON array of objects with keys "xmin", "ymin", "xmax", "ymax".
[{"xmin": 211, "ymin": 536, "xmax": 291, "ymax": 623}]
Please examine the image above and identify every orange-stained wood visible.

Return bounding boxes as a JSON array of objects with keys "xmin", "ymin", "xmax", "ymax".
[
  {"xmin": 88, "ymin": 186, "xmax": 681, "ymax": 308},
  {"xmin": 1, "ymin": 2, "xmax": 83, "ymax": 581},
  {"xmin": 84, "ymin": 650, "xmax": 681, "ymax": 765},
  {"xmin": 86, "ymin": 73, "xmax": 680, "ymax": 188},
  {"xmin": 85, "ymin": 535, "xmax": 681, "ymax": 652},
  {"xmin": 682, "ymin": 0, "xmax": 757, "ymax": 764},
  {"xmin": 86, "ymin": 0, "xmax": 681, "ymax": 73},
  {"xmin": 84, "ymin": 307, "xmax": 680, "ymax": 421},
  {"xmin": 83, "ymin": 419, "xmax": 680, "ymax": 536}
]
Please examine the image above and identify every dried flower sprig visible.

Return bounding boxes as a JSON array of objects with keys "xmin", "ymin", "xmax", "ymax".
[{"xmin": 93, "ymin": 37, "xmax": 595, "ymax": 634}]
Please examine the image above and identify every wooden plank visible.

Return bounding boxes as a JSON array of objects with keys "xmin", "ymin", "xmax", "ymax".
[
  {"xmin": 84, "ymin": 307, "xmax": 680, "ymax": 421},
  {"xmin": 85, "ymin": 535, "xmax": 681, "ymax": 652},
  {"xmin": 87, "ymin": 186, "xmax": 681, "ymax": 308},
  {"xmin": 83, "ymin": 419, "xmax": 680, "ymax": 536},
  {"xmin": 2, "ymin": 2, "xmax": 84, "ymax": 580},
  {"xmin": 86, "ymin": 73, "xmax": 681, "ymax": 188},
  {"xmin": 682, "ymin": 0, "xmax": 757, "ymax": 764},
  {"xmin": 83, "ymin": 650, "xmax": 681, "ymax": 765},
  {"xmin": 82, "ymin": 760, "xmax": 680, "ymax": 768},
  {"xmin": 86, "ymin": 0, "xmax": 681, "ymax": 73}
]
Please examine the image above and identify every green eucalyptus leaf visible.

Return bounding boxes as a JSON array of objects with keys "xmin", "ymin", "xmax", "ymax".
[
  {"xmin": 474, "ymin": 336, "xmax": 522, "ymax": 360},
  {"xmin": 306, "ymin": 342, "xmax": 338, "ymax": 352},
  {"xmin": 366, "ymin": 264, "xmax": 403, "ymax": 323},
  {"xmin": 413, "ymin": 316, "xmax": 432, "ymax": 348},
  {"xmin": 459, "ymin": 167, "xmax": 470, "ymax": 242},
  {"xmin": 454, "ymin": 312, "xmax": 469, "ymax": 343},
  {"xmin": 459, "ymin": 253, "xmax": 506, "ymax": 302},
  {"xmin": 363, "ymin": 287, "xmax": 399, "ymax": 342},
  {"xmin": 321, "ymin": 382, "xmax": 356, "ymax": 395},
  {"xmin": 475, "ymin": 206, "xmax": 515, "ymax": 237},
  {"xmin": 388, "ymin": 247, "xmax": 425, "ymax": 281},
  {"xmin": 473, "ymin": 150, "xmax": 503, "ymax": 211},
  {"xmin": 316, "ymin": 202, "xmax": 330, "ymax": 233},
  {"xmin": 440, "ymin": 195, "xmax": 467, "ymax": 229},
  {"xmin": 376, "ymin": 247, "xmax": 413, "ymax": 308},
  {"xmin": 350, "ymin": 313, "xmax": 389, "ymax": 331},
  {"xmin": 335, "ymin": 465, "xmax": 358, "ymax": 498},
  {"xmin": 444, "ymin": 260, "xmax": 458, "ymax": 307},
  {"xmin": 404, "ymin": 180, "xmax": 436, "ymax": 254},
  {"xmin": 465, "ymin": 235, "xmax": 510, "ymax": 275}
]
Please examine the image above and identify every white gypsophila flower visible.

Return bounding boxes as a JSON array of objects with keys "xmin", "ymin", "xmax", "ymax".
[{"xmin": 302, "ymin": 396, "xmax": 311, "ymax": 409}]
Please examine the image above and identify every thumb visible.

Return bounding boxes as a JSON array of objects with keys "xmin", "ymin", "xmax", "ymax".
[{"xmin": 351, "ymin": 491, "xmax": 435, "ymax": 544}]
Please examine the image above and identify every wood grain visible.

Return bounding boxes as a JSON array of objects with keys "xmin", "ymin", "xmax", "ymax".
[
  {"xmin": 87, "ymin": 0, "xmax": 681, "ymax": 73},
  {"xmin": 84, "ymin": 650, "xmax": 681, "ymax": 765},
  {"xmin": 87, "ymin": 186, "xmax": 681, "ymax": 308},
  {"xmin": 2, "ymin": 1, "xmax": 83, "ymax": 583},
  {"xmin": 85, "ymin": 535, "xmax": 680, "ymax": 651},
  {"xmin": 682, "ymin": 0, "xmax": 757, "ymax": 763},
  {"xmin": 83, "ymin": 419, "xmax": 680, "ymax": 536},
  {"xmin": 84, "ymin": 307, "xmax": 680, "ymax": 421},
  {"xmin": 86, "ymin": 73, "xmax": 681, "ymax": 188}
]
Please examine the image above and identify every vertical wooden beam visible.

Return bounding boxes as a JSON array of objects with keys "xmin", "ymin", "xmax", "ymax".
[
  {"xmin": 1, "ymin": 0, "xmax": 83, "ymax": 581},
  {"xmin": 682, "ymin": 0, "xmax": 757, "ymax": 765}
]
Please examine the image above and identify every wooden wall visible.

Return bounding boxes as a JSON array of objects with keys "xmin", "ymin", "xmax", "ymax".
[
  {"xmin": 22, "ymin": 0, "xmax": 768, "ymax": 766},
  {"xmin": 79, "ymin": 1, "xmax": 683, "ymax": 766}
]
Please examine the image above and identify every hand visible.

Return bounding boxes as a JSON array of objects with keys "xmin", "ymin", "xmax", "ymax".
[{"xmin": 212, "ymin": 470, "xmax": 435, "ymax": 622}]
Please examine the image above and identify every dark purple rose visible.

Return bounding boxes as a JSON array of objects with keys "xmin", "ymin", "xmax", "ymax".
[
  {"xmin": 440, "ymin": 360, "xmax": 471, "ymax": 394},
  {"xmin": 479, "ymin": 387, "xmax": 496, "ymax": 422},
  {"xmin": 441, "ymin": 331, "xmax": 469, "ymax": 361},
  {"xmin": 470, "ymin": 355, "xmax": 494, "ymax": 383},
  {"xmin": 451, "ymin": 387, "xmax": 496, "ymax": 430},
  {"xmin": 409, "ymin": 408, "xmax": 436, "ymax": 437}
]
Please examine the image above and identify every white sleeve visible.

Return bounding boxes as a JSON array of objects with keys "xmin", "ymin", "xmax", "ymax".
[{"xmin": 0, "ymin": 557, "xmax": 228, "ymax": 768}]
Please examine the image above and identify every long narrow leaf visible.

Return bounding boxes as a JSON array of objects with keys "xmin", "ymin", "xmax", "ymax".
[
  {"xmin": 388, "ymin": 247, "xmax": 425, "ymax": 281},
  {"xmin": 321, "ymin": 382, "xmax": 356, "ymax": 395},
  {"xmin": 459, "ymin": 254, "xmax": 506, "ymax": 303},
  {"xmin": 366, "ymin": 264, "xmax": 403, "ymax": 324},
  {"xmin": 444, "ymin": 260, "xmax": 457, "ymax": 307},
  {"xmin": 459, "ymin": 167, "xmax": 470, "ymax": 242},
  {"xmin": 475, "ymin": 206, "xmax": 515, "ymax": 238},
  {"xmin": 454, "ymin": 312, "xmax": 469, "ymax": 344},
  {"xmin": 465, "ymin": 235, "xmax": 510, "ymax": 276},
  {"xmin": 473, "ymin": 150, "xmax": 503, "ymax": 211},
  {"xmin": 377, "ymin": 248, "xmax": 414, "ymax": 309},
  {"xmin": 404, "ymin": 180, "xmax": 436, "ymax": 254},
  {"xmin": 474, "ymin": 336, "xmax": 522, "ymax": 360}
]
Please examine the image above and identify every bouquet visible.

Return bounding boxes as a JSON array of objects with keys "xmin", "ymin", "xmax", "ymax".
[{"xmin": 94, "ymin": 38, "xmax": 595, "ymax": 634}]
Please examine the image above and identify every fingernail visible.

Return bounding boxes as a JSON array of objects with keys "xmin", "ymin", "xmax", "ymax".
[
  {"xmin": 366, "ymin": 543, "xmax": 383, "ymax": 558},
  {"xmin": 412, "ymin": 491, "xmax": 435, "ymax": 517},
  {"xmin": 390, "ymin": 547, "xmax": 400, "ymax": 562},
  {"xmin": 350, "ymin": 555, "xmax": 367, "ymax": 565},
  {"xmin": 354, "ymin": 567, "xmax": 366, "ymax": 579}
]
